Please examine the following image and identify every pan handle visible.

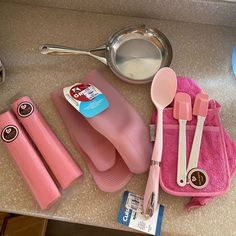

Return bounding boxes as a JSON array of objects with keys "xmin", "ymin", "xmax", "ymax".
[
  {"xmin": 0, "ymin": 59, "xmax": 5, "ymax": 85},
  {"xmin": 40, "ymin": 44, "xmax": 108, "ymax": 65}
]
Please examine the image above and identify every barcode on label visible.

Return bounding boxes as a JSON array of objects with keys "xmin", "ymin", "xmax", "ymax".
[
  {"xmin": 125, "ymin": 192, "xmax": 143, "ymax": 212},
  {"xmin": 84, "ymin": 86, "xmax": 99, "ymax": 100}
]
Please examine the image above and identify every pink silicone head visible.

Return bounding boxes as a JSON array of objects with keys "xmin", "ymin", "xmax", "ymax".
[
  {"xmin": 151, "ymin": 67, "xmax": 177, "ymax": 109},
  {"xmin": 193, "ymin": 92, "xmax": 209, "ymax": 117},
  {"xmin": 173, "ymin": 92, "xmax": 192, "ymax": 121}
]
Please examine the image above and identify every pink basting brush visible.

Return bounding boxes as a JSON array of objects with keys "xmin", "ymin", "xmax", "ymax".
[
  {"xmin": 187, "ymin": 92, "xmax": 209, "ymax": 173},
  {"xmin": 173, "ymin": 93, "xmax": 192, "ymax": 186}
]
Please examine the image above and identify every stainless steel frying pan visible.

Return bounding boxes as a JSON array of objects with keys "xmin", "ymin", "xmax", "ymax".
[{"xmin": 40, "ymin": 25, "xmax": 172, "ymax": 84}]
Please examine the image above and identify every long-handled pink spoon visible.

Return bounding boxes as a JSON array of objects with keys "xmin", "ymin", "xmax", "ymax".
[{"xmin": 143, "ymin": 67, "xmax": 177, "ymax": 217}]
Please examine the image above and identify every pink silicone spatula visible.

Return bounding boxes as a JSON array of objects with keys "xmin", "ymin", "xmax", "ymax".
[
  {"xmin": 173, "ymin": 93, "xmax": 192, "ymax": 187},
  {"xmin": 143, "ymin": 67, "xmax": 177, "ymax": 217},
  {"xmin": 187, "ymin": 92, "xmax": 209, "ymax": 173}
]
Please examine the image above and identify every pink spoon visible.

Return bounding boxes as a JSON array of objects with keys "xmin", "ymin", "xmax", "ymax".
[{"xmin": 143, "ymin": 67, "xmax": 177, "ymax": 217}]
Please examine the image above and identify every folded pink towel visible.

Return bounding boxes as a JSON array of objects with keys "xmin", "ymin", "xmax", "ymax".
[
  {"xmin": 151, "ymin": 77, "xmax": 236, "ymax": 209},
  {"xmin": 52, "ymin": 70, "xmax": 152, "ymax": 192}
]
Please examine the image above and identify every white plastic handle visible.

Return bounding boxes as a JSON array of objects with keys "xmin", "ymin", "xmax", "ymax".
[
  {"xmin": 177, "ymin": 119, "xmax": 187, "ymax": 186},
  {"xmin": 187, "ymin": 116, "xmax": 205, "ymax": 173}
]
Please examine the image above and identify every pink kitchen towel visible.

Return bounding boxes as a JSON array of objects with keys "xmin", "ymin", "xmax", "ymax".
[
  {"xmin": 187, "ymin": 127, "xmax": 236, "ymax": 209},
  {"xmin": 151, "ymin": 77, "xmax": 236, "ymax": 209}
]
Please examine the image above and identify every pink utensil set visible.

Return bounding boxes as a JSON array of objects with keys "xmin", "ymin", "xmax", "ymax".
[
  {"xmin": 143, "ymin": 68, "xmax": 209, "ymax": 217},
  {"xmin": 173, "ymin": 91, "xmax": 209, "ymax": 187}
]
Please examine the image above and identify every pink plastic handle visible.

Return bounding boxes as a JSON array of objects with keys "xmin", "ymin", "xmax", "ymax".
[
  {"xmin": 0, "ymin": 111, "xmax": 60, "ymax": 209},
  {"xmin": 143, "ymin": 165, "xmax": 160, "ymax": 216},
  {"xmin": 153, "ymin": 108, "xmax": 163, "ymax": 163},
  {"xmin": 11, "ymin": 96, "xmax": 83, "ymax": 190}
]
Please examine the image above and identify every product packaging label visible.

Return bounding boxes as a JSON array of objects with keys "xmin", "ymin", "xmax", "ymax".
[
  {"xmin": 63, "ymin": 83, "xmax": 109, "ymax": 118},
  {"xmin": 117, "ymin": 191, "xmax": 164, "ymax": 236}
]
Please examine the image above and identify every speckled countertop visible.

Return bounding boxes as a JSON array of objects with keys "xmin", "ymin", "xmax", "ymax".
[
  {"xmin": 0, "ymin": 2, "xmax": 236, "ymax": 236},
  {"xmin": 3, "ymin": 0, "xmax": 236, "ymax": 27}
]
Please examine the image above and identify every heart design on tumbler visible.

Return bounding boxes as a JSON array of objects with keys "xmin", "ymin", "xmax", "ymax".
[
  {"xmin": 1, "ymin": 125, "xmax": 18, "ymax": 142},
  {"xmin": 17, "ymin": 102, "xmax": 34, "ymax": 117},
  {"xmin": 6, "ymin": 128, "xmax": 11, "ymax": 134},
  {"xmin": 21, "ymin": 105, "xmax": 27, "ymax": 110}
]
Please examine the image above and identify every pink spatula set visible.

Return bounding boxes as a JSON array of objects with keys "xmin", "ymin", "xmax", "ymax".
[
  {"xmin": 174, "ymin": 92, "xmax": 209, "ymax": 188},
  {"xmin": 143, "ymin": 68, "xmax": 210, "ymax": 217}
]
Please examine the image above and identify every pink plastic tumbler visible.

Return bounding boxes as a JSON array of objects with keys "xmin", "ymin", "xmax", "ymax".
[
  {"xmin": 0, "ymin": 111, "xmax": 60, "ymax": 209},
  {"xmin": 11, "ymin": 96, "xmax": 83, "ymax": 190}
]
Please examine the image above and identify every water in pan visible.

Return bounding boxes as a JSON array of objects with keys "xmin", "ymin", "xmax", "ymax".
[{"xmin": 115, "ymin": 38, "xmax": 162, "ymax": 81}]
